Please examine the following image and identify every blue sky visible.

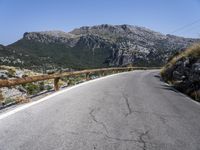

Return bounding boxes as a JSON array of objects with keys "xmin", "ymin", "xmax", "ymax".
[{"xmin": 0, "ymin": 0, "xmax": 200, "ymax": 45}]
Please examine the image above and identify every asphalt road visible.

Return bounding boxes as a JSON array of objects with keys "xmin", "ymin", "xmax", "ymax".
[{"xmin": 0, "ymin": 70, "xmax": 200, "ymax": 150}]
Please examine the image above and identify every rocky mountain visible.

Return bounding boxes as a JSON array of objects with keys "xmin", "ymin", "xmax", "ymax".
[{"xmin": 1, "ymin": 24, "xmax": 199, "ymax": 71}]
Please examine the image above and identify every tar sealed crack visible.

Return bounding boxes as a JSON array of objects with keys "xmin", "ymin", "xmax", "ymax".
[
  {"xmin": 122, "ymin": 93, "xmax": 132, "ymax": 117},
  {"xmin": 87, "ymin": 130, "xmax": 140, "ymax": 143},
  {"xmin": 89, "ymin": 108, "xmax": 151, "ymax": 149},
  {"xmin": 89, "ymin": 108, "xmax": 109, "ymax": 134},
  {"xmin": 138, "ymin": 130, "xmax": 149, "ymax": 150}
]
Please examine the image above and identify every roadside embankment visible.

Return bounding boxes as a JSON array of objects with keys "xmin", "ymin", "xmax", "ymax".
[{"xmin": 161, "ymin": 43, "xmax": 200, "ymax": 101}]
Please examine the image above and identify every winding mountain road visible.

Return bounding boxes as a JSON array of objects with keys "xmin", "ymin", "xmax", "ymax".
[{"xmin": 0, "ymin": 70, "xmax": 200, "ymax": 150}]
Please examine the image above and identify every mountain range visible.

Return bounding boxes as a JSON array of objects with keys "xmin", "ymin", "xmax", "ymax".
[{"xmin": 0, "ymin": 24, "xmax": 199, "ymax": 71}]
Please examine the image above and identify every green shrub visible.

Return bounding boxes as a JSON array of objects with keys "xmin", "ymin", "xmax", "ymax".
[
  {"xmin": 46, "ymin": 85, "xmax": 52, "ymax": 91},
  {"xmin": 39, "ymin": 82, "xmax": 45, "ymax": 91},
  {"xmin": 23, "ymin": 83, "xmax": 40, "ymax": 95},
  {"xmin": 4, "ymin": 97, "xmax": 15, "ymax": 105}
]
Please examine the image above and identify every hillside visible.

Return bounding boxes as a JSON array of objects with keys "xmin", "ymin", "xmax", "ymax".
[
  {"xmin": 0, "ymin": 65, "xmax": 41, "ymax": 107},
  {"xmin": 161, "ymin": 43, "xmax": 200, "ymax": 101},
  {"xmin": 1, "ymin": 24, "xmax": 199, "ymax": 71}
]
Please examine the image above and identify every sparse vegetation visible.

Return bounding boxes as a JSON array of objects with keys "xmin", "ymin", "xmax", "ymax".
[{"xmin": 23, "ymin": 83, "xmax": 41, "ymax": 95}]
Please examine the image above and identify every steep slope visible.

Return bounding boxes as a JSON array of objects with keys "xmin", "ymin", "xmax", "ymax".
[
  {"xmin": 161, "ymin": 43, "xmax": 200, "ymax": 101},
  {"xmin": 7, "ymin": 33, "xmax": 114, "ymax": 70},
  {"xmin": 1, "ymin": 24, "xmax": 199, "ymax": 70},
  {"xmin": 0, "ymin": 44, "xmax": 25, "ymax": 67},
  {"xmin": 71, "ymin": 25, "xmax": 198, "ymax": 66}
]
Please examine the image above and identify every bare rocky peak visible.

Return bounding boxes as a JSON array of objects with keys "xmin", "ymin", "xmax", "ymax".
[
  {"xmin": 19, "ymin": 25, "xmax": 199, "ymax": 54},
  {"xmin": 70, "ymin": 24, "xmax": 166, "ymax": 40},
  {"xmin": 22, "ymin": 24, "xmax": 195, "ymax": 45},
  {"xmin": 24, "ymin": 30, "xmax": 77, "ymax": 39},
  {"xmin": 23, "ymin": 30, "xmax": 79, "ymax": 46},
  {"xmin": 38, "ymin": 31, "xmax": 76, "ymax": 38}
]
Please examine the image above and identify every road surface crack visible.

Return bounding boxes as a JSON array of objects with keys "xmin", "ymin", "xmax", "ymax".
[
  {"xmin": 138, "ymin": 130, "xmax": 149, "ymax": 150},
  {"xmin": 125, "ymin": 108, "xmax": 178, "ymax": 124},
  {"xmin": 87, "ymin": 131, "xmax": 140, "ymax": 143},
  {"xmin": 89, "ymin": 108, "xmax": 109, "ymax": 134},
  {"xmin": 89, "ymin": 108, "xmax": 151, "ymax": 149},
  {"xmin": 122, "ymin": 93, "xmax": 132, "ymax": 117}
]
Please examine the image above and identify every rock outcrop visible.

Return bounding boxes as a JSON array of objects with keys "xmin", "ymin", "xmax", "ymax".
[{"xmin": 161, "ymin": 43, "xmax": 200, "ymax": 101}]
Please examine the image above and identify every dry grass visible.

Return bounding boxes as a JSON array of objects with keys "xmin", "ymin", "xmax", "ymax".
[
  {"xmin": 170, "ymin": 43, "xmax": 200, "ymax": 64},
  {"xmin": 161, "ymin": 43, "xmax": 200, "ymax": 76}
]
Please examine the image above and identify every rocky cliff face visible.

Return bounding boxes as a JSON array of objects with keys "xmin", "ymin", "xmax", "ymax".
[
  {"xmin": 1, "ymin": 24, "xmax": 199, "ymax": 70},
  {"xmin": 71, "ymin": 25, "xmax": 199, "ymax": 66},
  {"xmin": 161, "ymin": 44, "xmax": 200, "ymax": 101}
]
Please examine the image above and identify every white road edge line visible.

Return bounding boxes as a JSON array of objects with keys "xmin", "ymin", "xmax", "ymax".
[{"xmin": 0, "ymin": 71, "xmax": 137, "ymax": 120}]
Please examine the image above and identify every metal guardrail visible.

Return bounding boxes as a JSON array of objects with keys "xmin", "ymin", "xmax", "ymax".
[{"xmin": 0, "ymin": 67, "xmax": 160, "ymax": 91}]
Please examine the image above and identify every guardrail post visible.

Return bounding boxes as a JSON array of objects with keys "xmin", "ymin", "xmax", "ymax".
[
  {"xmin": 54, "ymin": 77, "xmax": 60, "ymax": 91},
  {"xmin": 102, "ymin": 71, "xmax": 105, "ymax": 76},
  {"xmin": 0, "ymin": 90, "xmax": 4, "ymax": 105},
  {"xmin": 85, "ymin": 73, "xmax": 89, "ymax": 81}
]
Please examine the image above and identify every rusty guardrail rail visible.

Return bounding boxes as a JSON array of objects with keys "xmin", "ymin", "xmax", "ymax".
[{"xmin": 0, "ymin": 67, "xmax": 160, "ymax": 91}]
